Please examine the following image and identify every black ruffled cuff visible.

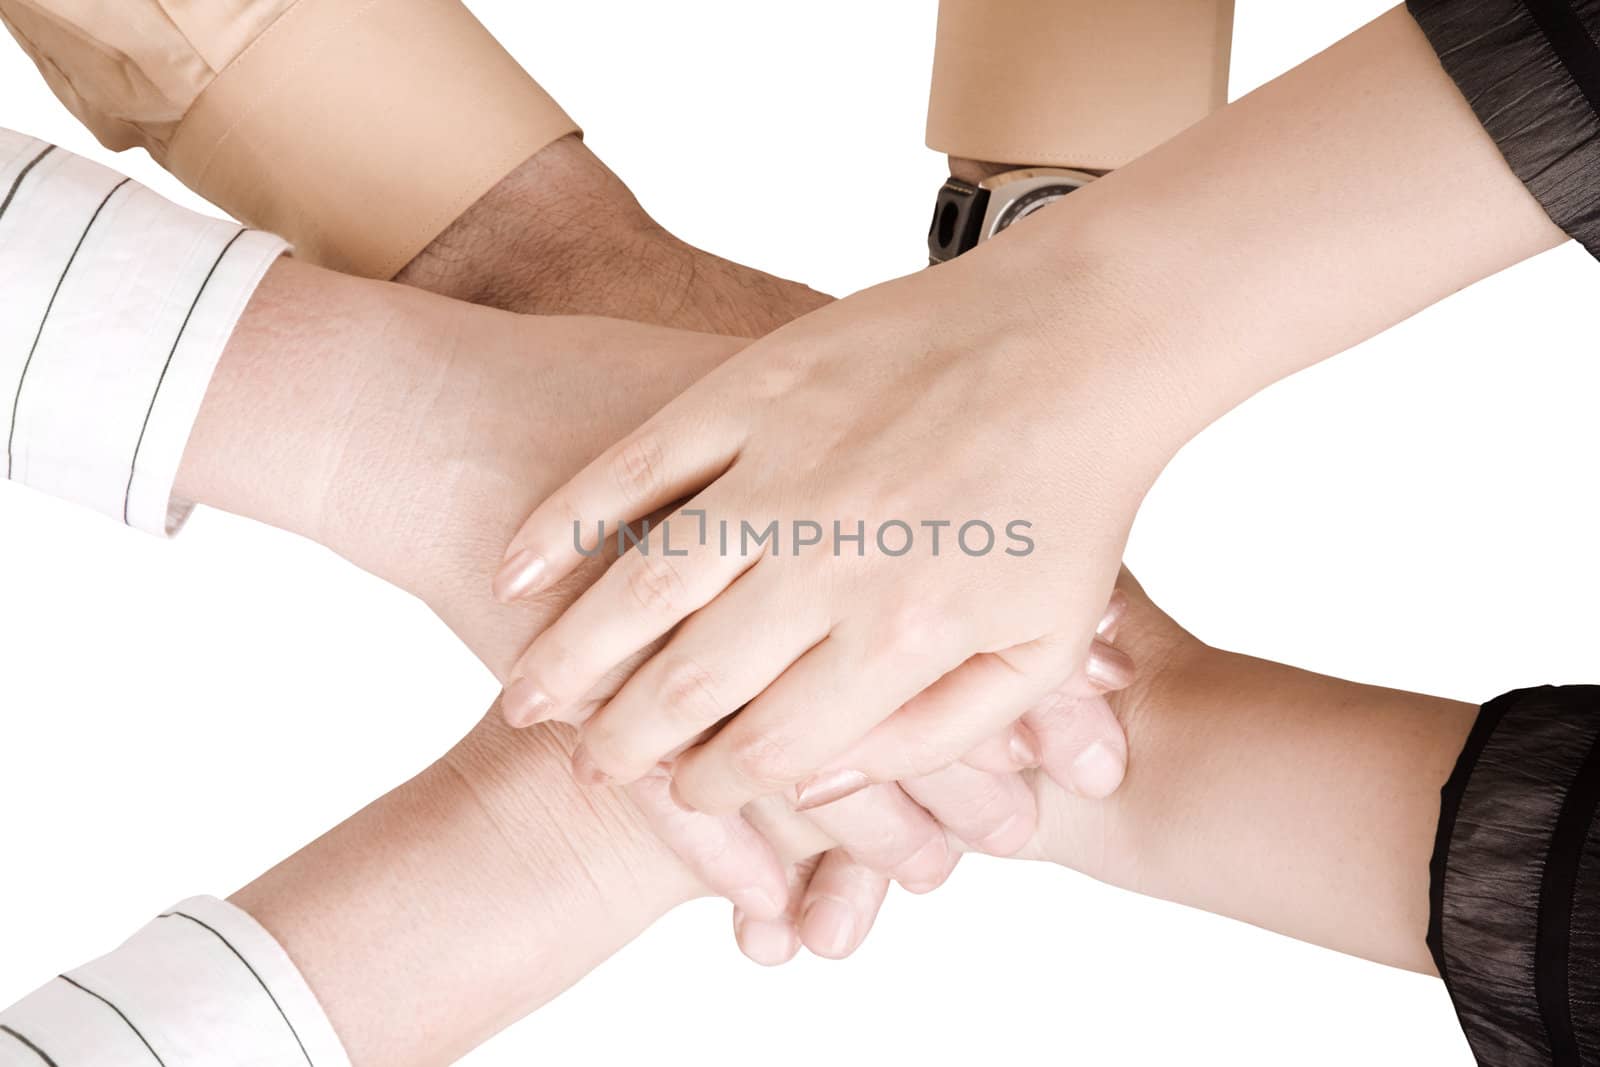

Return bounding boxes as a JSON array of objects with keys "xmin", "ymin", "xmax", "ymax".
[
  {"xmin": 1408, "ymin": 0, "xmax": 1600, "ymax": 258},
  {"xmin": 1431, "ymin": 685, "xmax": 1600, "ymax": 1064}
]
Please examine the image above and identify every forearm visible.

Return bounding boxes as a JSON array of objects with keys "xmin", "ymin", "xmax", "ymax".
[
  {"xmin": 986, "ymin": 6, "xmax": 1564, "ymax": 455},
  {"xmin": 172, "ymin": 258, "xmax": 740, "ymax": 677},
  {"xmin": 1043, "ymin": 637, "xmax": 1475, "ymax": 974},
  {"xmin": 230, "ymin": 714, "xmax": 700, "ymax": 1067}
]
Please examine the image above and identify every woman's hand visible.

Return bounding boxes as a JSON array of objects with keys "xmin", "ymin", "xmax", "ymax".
[
  {"xmin": 493, "ymin": 246, "xmax": 1156, "ymax": 814},
  {"xmin": 178, "ymin": 260, "xmax": 1132, "ymax": 958}
]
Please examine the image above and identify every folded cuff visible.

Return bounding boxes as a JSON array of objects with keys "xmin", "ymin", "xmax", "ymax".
[
  {"xmin": 0, "ymin": 896, "xmax": 350, "ymax": 1067},
  {"xmin": 1409, "ymin": 0, "xmax": 1600, "ymax": 259},
  {"xmin": 0, "ymin": 129, "xmax": 287, "ymax": 537},
  {"xmin": 166, "ymin": 0, "xmax": 579, "ymax": 279},
  {"xmin": 1430, "ymin": 685, "xmax": 1600, "ymax": 1064},
  {"xmin": 926, "ymin": 0, "xmax": 1233, "ymax": 169}
]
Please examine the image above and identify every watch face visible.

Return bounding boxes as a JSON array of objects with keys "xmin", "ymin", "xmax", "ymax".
[{"xmin": 989, "ymin": 181, "xmax": 1080, "ymax": 237}]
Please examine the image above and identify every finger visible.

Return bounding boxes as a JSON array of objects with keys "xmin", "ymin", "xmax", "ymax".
[
  {"xmin": 1051, "ymin": 636, "xmax": 1138, "ymax": 702},
  {"xmin": 670, "ymin": 613, "xmax": 974, "ymax": 814},
  {"xmin": 1025, "ymin": 692, "xmax": 1129, "ymax": 799},
  {"xmin": 901, "ymin": 762, "xmax": 1037, "ymax": 857},
  {"xmin": 798, "ymin": 850, "xmax": 891, "ymax": 960},
  {"xmin": 501, "ymin": 494, "xmax": 758, "ymax": 728},
  {"xmin": 575, "ymin": 566, "xmax": 831, "ymax": 783},
  {"xmin": 1018, "ymin": 592, "xmax": 1133, "ymax": 704},
  {"xmin": 959, "ymin": 723, "xmax": 1042, "ymax": 774},
  {"xmin": 1097, "ymin": 589, "xmax": 1129, "ymax": 643},
  {"xmin": 734, "ymin": 855, "xmax": 818, "ymax": 967},
  {"xmin": 790, "ymin": 636, "xmax": 1131, "ymax": 790},
  {"xmin": 795, "ymin": 783, "xmax": 954, "ymax": 890},
  {"xmin": 625, "ymin": 776, "xmax": 790, "ymax": 921},
  {"xmin": 494, "ymin": 411, "xmax": 746, "ymax": 603}
]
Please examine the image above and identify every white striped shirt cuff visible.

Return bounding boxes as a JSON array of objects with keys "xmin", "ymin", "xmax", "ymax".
[
  {"xmin": 0, "ymin": 896, "xmax": 350, "ymax": 1067},
  {"xmin": 0, "ymin": 128, "xmax": 287, "ymax": 535}
]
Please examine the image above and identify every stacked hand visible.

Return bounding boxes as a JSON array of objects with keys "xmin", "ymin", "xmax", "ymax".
[
  {"xmin": 184, "ymin": 248, "xmax": 1136, "ymax": 964},
  {"xmin": 493, "ymin": 238, "xmax": 1157, "ymax": 824}
]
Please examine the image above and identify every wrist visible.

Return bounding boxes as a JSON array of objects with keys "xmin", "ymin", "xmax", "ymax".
[
  {"xmin": 938, "ymin": 229, "xmax": 1198, "ymax": 500},
  {"xmin": 232, "ymin": 713, "xmax": 698, "ymax": 1067},
  {"xmin": 442, "ymin": 716, "xmax": 704, "ymax": 914},
  {"xmin": 1032, "ymin": 614, "xmax": 1207, "ymax": 888},
  {"xmin": 395, "ymin": 134, "xmax": 668, "ymax": 313},
  {"xmin": 174, "ymin": 258, "xmax": 427, "ymax": 548}
]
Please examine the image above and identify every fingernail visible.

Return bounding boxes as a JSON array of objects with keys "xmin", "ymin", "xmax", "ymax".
[
  {"xmin": 801, "ymin": 897, "xmax": 858, "ymax": 959},
  {"xmin": 731, "ymin": 885, "xmax": 787, "ymax": 922},
  {"xmin": 493, "ymin": 549, "xmax": 546, "ymax": 603},
  {"xmin": 1096, "ymin": 590, "xmax": 1129, "ymax": 641},
  {"xmin": 1085, "ymin": 642, "xmax": 1135, "ymax": 691},
  {"xmin": 570, "ymin": 744, "xmax": 614, "ymax": 787},
  {"xmin": 977, "ymin": 814, "xmax": 1024, "ymax": 856},
  {"xmin": 1071, "ymin": 740, "xmax": 1126, "ymax": 799},
  {"xmin": 734, "ymin": 912, "xmax": 800, "ymax": 967},
  {"xmin": 793, "ymin": 769, "xmax": 870, "ymax": 812},
  {"xmin": 501, "ymin": 676, "xmax": 557, "ymax": 727},
  {"xmin": 895, "ymin": 835, "xmax": 951, "ymax": 892},
  {"xmin": 1009, "ymin": 724, "xmax": 1041, "ymax": 768}
]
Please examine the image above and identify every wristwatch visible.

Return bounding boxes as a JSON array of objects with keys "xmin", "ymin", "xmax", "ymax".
[{"xmin": 927, "ymin": 166, "xmax": 1097, "ymax": 264}]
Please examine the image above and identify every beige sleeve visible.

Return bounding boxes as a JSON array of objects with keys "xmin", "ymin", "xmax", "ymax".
[
  {"xmin": 927, "ymin": 0, "xmax": 1234, "ymax": 169},
  {"xmin": 0, "ymin": 0, "xmax": 579, "ymax": 278}
]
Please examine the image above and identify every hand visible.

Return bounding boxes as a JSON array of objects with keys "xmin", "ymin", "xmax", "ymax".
[
  {"xmin": 494, "ymin": 244, "xmax": 1157, "ymax": 814},
  {"xmin": 386, "ymin": 131, "xmax": 1135, "ymax": 952},
  {"xmin": 663, "ymin": 623, "xmax": 1132, "ymax": 964},
  {"xmin": 179, "ymin": 261, "xmax": 1117, "ymax": 956}
]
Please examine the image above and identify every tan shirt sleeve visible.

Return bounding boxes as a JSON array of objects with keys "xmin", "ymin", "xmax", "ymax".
[
  {"xmin": 927, "ymin": 0, "xmax": 1234, "ymax": 170},
  {"xmin": 1, "ymin": 0, "xmax": 579, "ymax": 278}
]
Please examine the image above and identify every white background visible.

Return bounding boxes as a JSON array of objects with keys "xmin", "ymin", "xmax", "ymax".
[{"xmin": 3, "ymin": 1, "xmax": 1596, "ymax": 1063}]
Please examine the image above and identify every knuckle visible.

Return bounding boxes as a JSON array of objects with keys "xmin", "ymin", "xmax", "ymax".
[
  {"xmin": 874, "ymin": 602, "xmax": 944, "ymax": 661},
  {"xmin": 879, "ymin": 825, "xmax": 937, "ymax": 870},
  {"xmin": 657, "ymin": 657, "xmax": 725, "ymax": 730},
  {"xmin": 524, "ymin": 637, "xmax": 581, "ymax": 699},
  {"xmin": 729, "ymin": 732, "xmax": 797, "ymax": 791},
  {"xmin": 611, "ymin": 435, "xmax": 667, "ymax": 500},
  {"xmin": 579, "ymin": 721, "xmax": 632, "ymax": 773},
  {"xmin": 625, "ymin": 551, "xmax": 686, "ymax": 615},
  {"xmin": 903, "ymin": 733, "xmax": 955, "ymax": 780},
  {"xmin": 962, "ymin": 786, "xmax": 1015, "ymax": 838}
]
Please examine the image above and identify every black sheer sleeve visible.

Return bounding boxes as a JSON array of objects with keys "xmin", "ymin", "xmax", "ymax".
[
  {"xmin": 1431, "ymin": 685, "xmax": 1600, "ymax": 1064},
  {"xmin": 1408, "ymin": 0, "xmax": 1600, "ymax": 257}
]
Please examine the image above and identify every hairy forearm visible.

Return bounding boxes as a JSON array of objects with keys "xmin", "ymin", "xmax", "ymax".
[
  {"xmin": 1043, "ymin": 631, "xmax": 1475, "ymax": 974},
  {"xmin": 230, "ymin": 714, "xmax": 700, "ymax": 1067},
  {"xmin": 985, "ymin": 6, "xmax": 1564, "ymax": 453}
]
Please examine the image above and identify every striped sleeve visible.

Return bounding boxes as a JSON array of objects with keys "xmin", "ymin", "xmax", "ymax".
[
  {"xmin": 0, "ymin": 896, "xmax": 350, "ymax": 1067},
  {"xmin": 1430, "ymin": 685, "xmax": 1600, "ymax": 1065},
  {"xmin": 0, "ymin": 128, "xmax": 287, "ymax": 535},
  {"xmin": 1407, "ymin": 0, "xmax": 1600, "ymax": 258}
]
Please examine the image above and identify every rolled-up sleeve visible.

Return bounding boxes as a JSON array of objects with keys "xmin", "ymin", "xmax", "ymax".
[
  {"xmin": 0, "ymin": 127, "xmax": 287, "ymax": 535},
  {"xmin": 0, "ymin": 896, "xmax": 350, "ymax": 1067},
  {"xmin": 927, "ymin": 0, "xmax": 1234, "ymax": 170},
  {"xmin": 1409, "ymin": 0, "xmax": 1600, "ymax": 258},
  {"xmin": 1430, "ymin": 685, "xmax": 1600, "ymax": 1065},
  {"xmin": 0, "ymin": 0, "xmax": 579, "ymax": 279}
]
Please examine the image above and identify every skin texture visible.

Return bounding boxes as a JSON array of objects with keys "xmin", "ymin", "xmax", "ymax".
[
  {"xmin": 171, "ymin": 120, "xmax": 1139, "ymax": 960},
  {"xmin": 172, "ymin": 252, "xmax": 1120, "ymax": 962},
  {"xmin": 495, "ymin": 6, "xmax": 1567, "ymax": 818},
  {"xmin": 231, "ymin": 570, "xmax": 1475, "ymax": 1067},
  {"xmin": 393, "ymin": 133, "xmax": 832, "ymax": 335}
]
